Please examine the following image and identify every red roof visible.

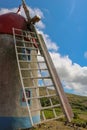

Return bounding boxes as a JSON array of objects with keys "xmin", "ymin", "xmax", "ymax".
[{"xmin": 0, "ymin": 13, "xmax": 27, "ymax": 34}]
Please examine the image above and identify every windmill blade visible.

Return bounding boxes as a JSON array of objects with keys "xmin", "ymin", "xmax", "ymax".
[
  {"xmin": 22, "ymin": 0, "xmax": 40, "ymax": 26},
  {"xmin": 22, "ymin": 0, "xmax": 31, "ymax": 21}
]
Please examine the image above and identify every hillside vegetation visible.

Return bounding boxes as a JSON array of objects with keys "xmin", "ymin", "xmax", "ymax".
[
  {"xmin": 67, "ymin": 93, "xmax": 87, "ymax": 123},
  {"xmin": 24, "ymin": 92, "xmax": 87, "ymax": 130}
]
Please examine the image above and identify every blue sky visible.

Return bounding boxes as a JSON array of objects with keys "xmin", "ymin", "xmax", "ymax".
[
  {"xmin": 0, "ymin": 0, "xmax": 87, "ymax": 66},
  {"xmin": 0, "ymin": 0, "xmax": 87, "ymax": 96}
]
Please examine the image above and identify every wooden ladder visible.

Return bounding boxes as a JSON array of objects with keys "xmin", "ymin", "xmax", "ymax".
[{"xmin": 13, "ymin": 28, "xmax": 73, "ymax": 127}]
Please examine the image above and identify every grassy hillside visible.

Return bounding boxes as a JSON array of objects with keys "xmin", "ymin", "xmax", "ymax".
[
  {"xmin": 67, "ymin": 93, "xmax": 87, "ymax": 111},
  {"xmin": 23, "ymin": 92, "xmax": 87, "ymax": 130},
  {"xmin": 67, "ymin": 93, "xmax": 87, "ymax": 124}
]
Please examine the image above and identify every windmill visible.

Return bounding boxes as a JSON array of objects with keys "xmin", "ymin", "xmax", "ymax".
[{"xmin": 0, "ymin": 0, "xmax": 73, "ymax": 130}]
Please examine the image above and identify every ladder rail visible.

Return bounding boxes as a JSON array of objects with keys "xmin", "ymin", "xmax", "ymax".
[
  {"xmin": 39, "ymin": 35, "xmax": 73, "ymax": 122},
  {"xmin": 13, "ymin": 28, "xmax": 34, "ymax": 126},
  {"xmin": 33, "ymin": 27, "xmax": 73, "ymax": 122}
]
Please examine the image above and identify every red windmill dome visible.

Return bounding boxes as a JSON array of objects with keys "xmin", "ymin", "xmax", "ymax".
[{"xmin": 0, "ymin": 12, "xmax": 27, "ymax": 34}]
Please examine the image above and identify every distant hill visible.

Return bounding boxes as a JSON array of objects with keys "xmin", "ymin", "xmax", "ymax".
[
  {"xmin": 67, "ymin": 93, "xmax": 87, "ymax": 121},
  {"xmin": 67, "ymin": 93, "xmax": 87, "ymax": 111}
]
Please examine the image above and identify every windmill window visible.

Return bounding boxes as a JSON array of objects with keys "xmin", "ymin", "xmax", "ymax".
[
  {"xmin": 21, "ymin": 89, "xmax": 32, "ymax": 106},
  {"xmin": 26, "ymin": 49, "xmax": 31, "ymax": 61}
]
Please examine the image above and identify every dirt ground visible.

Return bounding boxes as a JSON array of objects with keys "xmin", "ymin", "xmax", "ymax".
[{"xmin": 24, "ymin": 120, "xmax": 87, "ymax": 130}]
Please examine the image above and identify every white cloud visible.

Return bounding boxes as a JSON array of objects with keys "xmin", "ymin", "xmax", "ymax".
[
  {"xmin": 0, "ymin": 8, "xmax": 18, "ymax": 14},
  {"xmin": 43, "ymin": 34, "xmax": 59, "ymax": 51},
  {"xmin": 84, "ymin": 51, "xmax": 87, "ymax": 59},
  {"xmin": 36, "ymin": 21, "xmax": 45, "ymax": 30},
  {"xmin": 29, "ymin": 7, "xmax": 44, "ymax": 18},
  {"xmin": 37, "ymin": 30, "xmax": 59, "ymax": 51},
  {"xmin": 50, "ymin": 52, "xmax": 87, "ymax": 96}
]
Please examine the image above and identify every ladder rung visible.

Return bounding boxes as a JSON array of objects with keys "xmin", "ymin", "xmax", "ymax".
[
  {"xmin": 17, "ymin": 53, "xmax": 38, "ymax": 56},
  {"xmin": 16, "ymin": 46, "xmax": 38, "ymax": 50},
  {"xmin": 19, "ymin": 60, "xmax": 45, "ymax": 63},
  {"xmin": 24, "ymin": 85, "xmax": 54, "ymax": 89},
  {"xmin": 15, "ymin": 39, "xmax": 35, "ymax": 44},
  {"xmin": 34, "ymin": 115, "xmax": 65, "ymax": 125},
  {"xmin": 15, "ymin": 33, "xmax": 38, "ymax": 39},
  {"xmin": 31, "ymin": 104, "xmax": 60, "ymax": 112},
  {"xmin": 27, "ymin": 94, "xmax": 57, "ymax": 100},
  {"xmin": 22, "ymin": 76, "xmax": 51, "ymax": 79},
  {"xmin": 17, "ymin": 53, "xmax": 31, "ymax": 56},
  {"xmin": 21, "ymin": 68, "xmax": 48, "ymax": 71},
  {"xmin": 13, "ymin": 28, "xmax": 34, "ymax": 34}
]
